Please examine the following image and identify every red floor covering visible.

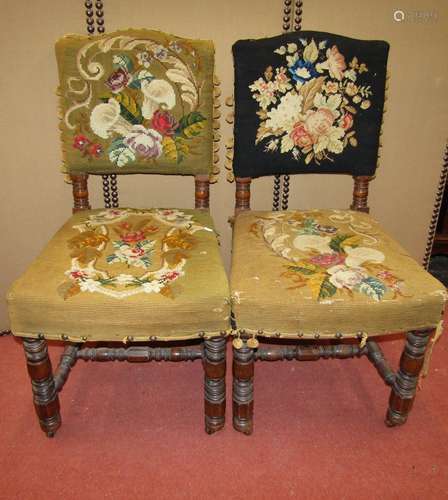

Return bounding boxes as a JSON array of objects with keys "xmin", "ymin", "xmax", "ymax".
[{"xmin": 0, "ymin": 330, "xmax": 447, "ymax": 500}]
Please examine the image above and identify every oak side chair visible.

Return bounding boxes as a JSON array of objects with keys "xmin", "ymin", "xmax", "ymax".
[
  {"xmin": 7, "ymin": 29, "xmax": 230, "ymax": 437},
  {"xmin": 229, "ymin": 31, "xmax": 447, "ymax": 434}
]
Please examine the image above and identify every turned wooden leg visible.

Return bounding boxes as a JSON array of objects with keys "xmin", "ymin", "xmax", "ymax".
[
  {"xmin": 385, "ymin": 329, "xmax": 433, "ymax": 427},
  {"xmin": 232, "ymin": 340, "xmax": 254, "ymax": 435},
  {"xmin": 23, "ymin": 338, "xmax": 61, "ymax": 437},
  {"xmin": 204, "ymin": 336, "xmax": 226, "ymax": 434}
]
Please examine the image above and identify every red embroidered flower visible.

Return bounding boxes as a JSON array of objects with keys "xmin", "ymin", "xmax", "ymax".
[
  {"xmin": 340, "ymin": 113, "xmax": 353, "ymax": 130},
  {"xmin": 70, "ymin": 270, "xmax": 87, "ymax": 280},
  {"xmin": 87, "ymin": 143, "xmax": 103, "ymax": 158},
  {"xmin": 105, "ymin": 68, "xmax": 131, "ymax": 93},
  {"xmin": 151, "ymin": 110, "xmax": 178, "ymax": 136},
  {"xmin": 309, "ymin": 253, "xmax": 346, "ymax": 268},
  {"xmin": 163, "ymin": 271, "xmax": 180, "ymax": 281},
  {"xmin": 130, "ymin": 247, "xmax": 145, "ymax": 256},
  {"xmin": 122, "ymin": 231, "xmax": 146, "ymax": 244},
  {"xmin": 73, "ymin": 134, "xmax": 91, "ymax": 151}
]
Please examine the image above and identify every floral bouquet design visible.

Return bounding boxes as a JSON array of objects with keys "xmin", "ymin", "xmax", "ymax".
[
  {"xmin": 57, "ymin": 32, "xmax": 213, "ymax": 171},
  {"xmin": 249, "ymin": 38, "xmax": 373, "ymax": 165},
  {"xmin": 252, "ymin": 212, "xmax": 405, "ymax": 302}
]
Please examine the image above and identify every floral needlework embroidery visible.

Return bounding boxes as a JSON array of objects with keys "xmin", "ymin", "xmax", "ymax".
[
  {"xmin": 63, "ymin": 35, "xmax": 206, "ymax": 167},
  {"xmin": 251, "ymin": 210, "xmax": 407, "ymax": 302},
  {"xmin": 60, "ymin": 209, "xmax": 206, "ymax": 300},
  {"xmin": 249, "ymin": 39, "xmax": 372, "ymax": 164}
]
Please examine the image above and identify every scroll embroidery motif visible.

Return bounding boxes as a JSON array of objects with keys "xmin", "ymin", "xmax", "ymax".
[
  {"xmin": 251, "ymin": 211, "xmax": 406, "ymax": 302},
  {"xmin": 60, "ymin": 209, "xmax": 205, "ymax": 300},
  {"xmin": 249, "ymin": 39, "xmax": 372, "ymax": 164},
  {"xmin": 65, "ymin": 35, "xmax": 206, "ymax": 168}
]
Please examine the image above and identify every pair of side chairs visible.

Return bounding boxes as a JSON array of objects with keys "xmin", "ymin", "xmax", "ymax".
[{"xmin": 7, "ymin": 29, "xmax": 446, "ymax": 437}]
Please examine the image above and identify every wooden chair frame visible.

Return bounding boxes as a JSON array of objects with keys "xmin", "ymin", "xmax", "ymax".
[
  {"xmin": 232, "ymin": 175, "xmax": 435, "ymax": 435},
  {"xmin": 22, "ymin": 173, "xmax": 226, "ymax": 437}
]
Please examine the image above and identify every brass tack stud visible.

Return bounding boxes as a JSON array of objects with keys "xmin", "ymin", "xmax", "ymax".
[
  {"xmin": 198, "ymin": 331, "xmax": 205, "ymax": 338},
  {"xmin": 62, "ymin": 334, "xmax": 68, "ymax": 341},
  {"xmin": 38, "ymin": 333, "xmax": 44, "ymax": 340},
  {"xmin": 297, "ymin": 333, "xmax": 304, "ymax": 338},
  {"xmin": 82, "ymin": 336, "xmax": 87, "ymax": 341},
  {"xmin": 150, "ymin": 336, "xmax": 156, "ymax": 341},
  {"xmin": 128, "ymin": 336, "xmax": 134, "ymax": 342},
  {"xmin": 314, "ymin": 333, "xmax": 320, "ymax": 339}
]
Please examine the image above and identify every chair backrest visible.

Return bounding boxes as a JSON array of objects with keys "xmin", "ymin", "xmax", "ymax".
[
  {"xmin": 231, "ymin": 31, "xmax": 389, "ymax": 213},
  {"xmin": 55, "ymin": 29, "xmax": 216, "ymax": 211}
]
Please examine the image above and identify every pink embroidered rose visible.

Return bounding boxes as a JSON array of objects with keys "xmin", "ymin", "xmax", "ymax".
[
  {"xmin": 73, "ymin": 134, "xmax": 91, "ymax": 151},
  {"xmin": 151, "ymin": 110, "xmax": 178, "ymax": 136},
  {"xmin": 105, "ymin": 68, "xmax": 131, "ymax": 93},
  {"xmin": 339, "ymin": 113, "xmax": 353, "ymax": 131},
  {"xmin": 310, "ymin": 253, "xmax": 345, "ymax": 268},
  {"xmin": 305, "ymin": 108, "xmax": 335, "ymax": 137},
  {"xmin": 130, "ymin": 247, "xmax": 145, "ymax": 257},
  {"xmin": 122, "ymin": 231, "xmax": 146, "ymax": 244},
  {"xmin": 290, "ymin": 123, "xmax": 314, "ymax": 149},
  {"xmin": 124, "ymin": 125, "xmax": 163, "ymax": 159},
  {"xmin": 325, "ymin": 45, "xmax": 346, "ymax": 81},
  {"xmin": 324, "ymin": 81, "xmax": 339, "ymax": 94}
]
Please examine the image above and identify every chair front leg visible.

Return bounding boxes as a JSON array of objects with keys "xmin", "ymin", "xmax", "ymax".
[
  {"xmin": 204, "ymin": 336, "xmax": 226, "ymax": 434},
  {"xmin": 386, "ymin": 329, "xmax": 433, "ymax": 427},
  {"xmin": 232, "ymin": 340, "xmax": 254, "ymax": 435},
  {"xmin": 23, "ymin": 338, "xmax": 61, "ymax": 437}
]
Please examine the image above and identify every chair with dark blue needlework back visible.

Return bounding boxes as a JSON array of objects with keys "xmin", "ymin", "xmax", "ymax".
[{"xmin": 229, "ymin": 31, "xmax": 446, "ymax": 434}]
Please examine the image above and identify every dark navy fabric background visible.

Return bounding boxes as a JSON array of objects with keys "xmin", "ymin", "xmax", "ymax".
[{"xmin": 232, "ymin": 31, "xmax": 389, "ymax": 179}]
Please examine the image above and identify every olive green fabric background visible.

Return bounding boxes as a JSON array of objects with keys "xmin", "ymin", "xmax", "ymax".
[
  {"xmin": 231, "ymin": 210, "xmax": 446, "ymax": 338},
  {"xmin": 56, "ymin": 29, "xmax": 215, "ymax": 175},
  {"xmin": 8, "ymin": 209, "xmax": 230, "ymax": 341}
]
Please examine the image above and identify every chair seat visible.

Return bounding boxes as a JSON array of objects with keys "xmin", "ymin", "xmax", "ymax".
[
  {"xmin": 231, "ymin": 209, "xmax": 446, "ymax": 339},
  {"xmin": 8, "ymin": 208, "xmax": 230, "ymax": 342}
]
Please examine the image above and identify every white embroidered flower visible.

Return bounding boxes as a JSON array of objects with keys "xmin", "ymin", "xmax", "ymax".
[
  {"xmin": 124, "ymin": 125, "xmax": 163, "ymax": 159},
  {"xmin": 265, "ymin": 139, "xmax": 279, "ymax": 152},
  {"xmin": 153, "ymin": 45, "xmax": 168, "ymax": 61},
  {"xmin": 328, "ymin": 265, "xmax": 368, "ymax": 289},
  {"xmin": 79, "ymin": 278, "xmax": 101, "ymax": 293},
  {"xmin": 136, "ymin": 51, "xmax": 151, "ymax": 68},
  {"xmin": 313, "ymin": 93, "xmax": 342, "ymax": 116},
  {"xmin": 141, "ymin": 79, "xmax": 176, "ymax": 120},
  {"xmin": 313, "ymin": 126, "xmax": 344, "ymax": 154},
  {"xmin": 142, "ymin": 280, "xmax": 165, "ymax": 294},
  {"xmin": 249, "ymin": 78, "xmax": 277, "ymax": 110},
  {"xmin": 90, "ymin": 99, "xmax": 133, "ymax": 139},
  {"xmin": 345, "ymin": 246, "xmax": 385, "ymax": 267},
  {"xmin": 293, "ymin": 234, "xmax": 332, "ymax": 253},
  {"xmin": 273, "ymin": 68, "xmax": 292, "ymax": 93},
  {"xmin": 265, "ymin": 93, "xmax": 304, "ymax": 133}
]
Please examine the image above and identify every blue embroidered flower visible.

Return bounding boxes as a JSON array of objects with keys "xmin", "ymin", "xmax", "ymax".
[{"xmin": 288, "ymin": 59, "xmax": 319, "ymax": 83}]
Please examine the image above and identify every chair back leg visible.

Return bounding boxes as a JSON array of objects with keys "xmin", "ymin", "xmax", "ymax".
[{"xmin": 23, "ymin": 338, "xmax": 61, "ymax": 437}]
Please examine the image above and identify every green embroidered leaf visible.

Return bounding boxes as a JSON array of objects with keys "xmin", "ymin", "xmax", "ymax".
[
  {"xmin": 329, "ymin": 234, "xmax": 353, "ymax": 253},
  {"xmin": 129, "ymin": 70, "xmax": 154, "ymax": 90},
  {"xmin": 162, "ymin": 136, "xmax": 189, "ymax": 163},
  {"xmin": 108, "ymin": 139, "xmax": 136, "ymax": 167},
  {"xmin": 112, "ymin": 92, "xmax": 143, "ymax": 125},
  {"xmin": 356, "ymin": 277, "xmax": 386, "ymax": 301},
  {"xmin": 178, "ymin": 112, "xmax": 206, "ymax": 138},
  {"xmin": 318, "ymin": 277, "xmax": 337, "ymax": 300},
  {"xmin": 113, "ymin": 54, "xmax": 134, "ymax": 72},
  {"xmin": 288, "ymin": 264, "xmax": 317, "ymax": 276}
]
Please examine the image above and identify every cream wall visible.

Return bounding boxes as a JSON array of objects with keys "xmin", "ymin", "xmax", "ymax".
[{"xmin": 1, "ymin": 0, "xmax": 447, "ymax": 330}]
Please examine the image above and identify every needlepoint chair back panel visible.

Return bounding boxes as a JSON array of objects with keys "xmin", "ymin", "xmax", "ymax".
[
  {"xmin": 232, "ymin": 31, "xmax": 389, "ymax": 179},
  {"xmin": 56, "ymin": 29, "xmax": 215, "ymax": 176}
]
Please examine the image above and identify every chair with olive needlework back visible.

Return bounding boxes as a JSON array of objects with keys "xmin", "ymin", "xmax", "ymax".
[
  {"xmin": 229, "ymin": 31, "xmax": 447, "ymax": 434},
  {"xmin": 7, "ymin": 29, "xmax": 229, "ymax": 437}
]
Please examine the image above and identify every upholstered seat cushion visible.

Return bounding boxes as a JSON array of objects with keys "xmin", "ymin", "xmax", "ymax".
[
  {"xmin": 231, "ymin": 210, "xmax": 446, "ymax": 339},
  {"xmin": 8, "ymin": 208, "xmax": 230, "ymax": 342}
]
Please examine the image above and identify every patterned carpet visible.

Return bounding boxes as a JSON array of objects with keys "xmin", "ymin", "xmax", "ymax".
[{"xmin": 1, "ymin": 328, "xmax": 447, "ymax": 499}]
